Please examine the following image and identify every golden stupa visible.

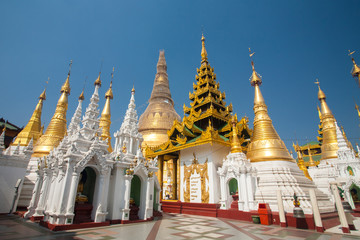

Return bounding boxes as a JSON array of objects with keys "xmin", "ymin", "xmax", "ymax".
[
  {"xmin": 32, "ymin": 64, "xmax": 71, "ymax": 157},
  {"xmin": 316, "ymin": 82, "xmax": 338, "ymax": 160},
  {"xmin": 138, "ymin": 50, "xmax": 180, "ymax": 147},
  {"xmin": 246, "ymin": 54, "xmax": 294, "ymax": 162},
  {"xmin": 99, "ymin": 72, "xmax": 113, "ymax": 152},
  {"xmin": 12, "ymin": 88, "xmax": 46, "ymax": 147}
]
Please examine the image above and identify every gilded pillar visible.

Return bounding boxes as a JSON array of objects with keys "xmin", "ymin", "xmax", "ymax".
[
  {"xmin": 171, "ymin": 159, "xmax": 177, "ymax": 200},
  {"xmin": 158, "ymin": 155, "xmax": 164, "ymax": 200}
]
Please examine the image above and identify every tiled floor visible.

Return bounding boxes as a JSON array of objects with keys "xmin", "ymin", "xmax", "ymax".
[{"xmin": 1, "ymin": 213, "xmax": 359, "ymax": 240}]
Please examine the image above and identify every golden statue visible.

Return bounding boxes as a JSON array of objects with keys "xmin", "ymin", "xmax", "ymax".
[{"xmin": 76, "ymin": 172, "xmax": 88, "ymax": 202}]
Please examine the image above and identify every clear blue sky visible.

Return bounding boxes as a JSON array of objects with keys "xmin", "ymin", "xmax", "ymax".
[{"xmin": 1, "ymin": 1, "xmax": 359, "ymax": 151}]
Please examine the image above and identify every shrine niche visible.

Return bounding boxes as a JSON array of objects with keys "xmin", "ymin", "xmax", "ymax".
[{"xmin": 183, "ymin": 153, "xmax": 209, "ymax": 203}]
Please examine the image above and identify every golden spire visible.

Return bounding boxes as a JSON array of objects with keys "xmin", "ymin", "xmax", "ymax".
[
  {"xmin": 315, "ymin": 80, "xmax": 338, "ymax": 160},
  {"xmin": 99, "ymin": 68, "xmax": 114, "ymax": 152},
  {"xmin": 349, "ymin": 50, "xmax": 360, "ymax": 83},
  {"xmin": 230, "ymin": 115, "xmax": 242, "ymax": 153},
  {"xmin": 12, "ymin": 88, "xmax": 46, "ymax": 146},
  {"xmin": 246, "ymin": 50, "xmax": 294, "ymax": 162},
  {"xmin": 32, "ymin": 61, "xmax": 72, "ymax": 157},
  {"xmin": 307, "ymin": 144, "xmax": 317, "ymax": 167},
  {"xmin": 201, "ymin": 34, "xmax": 208, "ymax": 64},
  {"xmin": 138, "ymin": 50, "xmax": 180, "ymax": 147}
]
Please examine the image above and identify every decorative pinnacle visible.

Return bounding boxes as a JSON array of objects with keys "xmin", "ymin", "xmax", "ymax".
[
  {"xmin": 315, "ymin": 79, "xmax": 326, "ymax": 100},
  {"xmin": 131, "ymin": 85, "xmax": 135, "ymax": 94},
  {"xmin": 78, "ymin": 90, "xmax": 84, "ymax": 101},
  {"xmin": 68, "ymin": 60, "xmax": 72, "ymax": 76},
  {"xmin": 61, "ymin": 62, "xmax": 71, "ymax": 94},
  {"xmin": 94, "ymin": 71, "xmax": 101, "ymax": 86},
  {"xmin": 201, "ymin": 34, "xmax": 208, "ymax": 64},
  {"xmin": 105, "ymin": 71, "xmax": 114, "ymax": 100},
  {"xmin": 249, "ymin": 48, "xmax": 262, "ymax": 86},
  {"xmin": 349, "ymin": 50, "xmax": 360, "ymax": 81}
]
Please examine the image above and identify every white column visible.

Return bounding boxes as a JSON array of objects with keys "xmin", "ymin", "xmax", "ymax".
[
  {"xmin": 33, "ymin": 169, "xmax": 51, "ymax": 217},
  {"xmin": 64, "ymin": 171, "xmax": 80, "ymax": 224},
  {"xmin": 240, "ymin": 171, "xmax": 249, "ymax": 211},
  {"xmin": 94, "ymin": 168, "xmax": 111, "ymax": 223},
  {"xmin": 309, "ymin": 189, "xmax": 324, "ymax": 232},
  {"xmin": 24, "ymin": 170, "xmax": 43, "ymax": 218},
  {"xmin": 129, "ymin": 137, "xmax": 134, "ymax": 154},
  {"xmin": 246, "ymin": 171, "xmax": 255, "ymax": 210},
  {"xmin": 330, "ymin": 182, "xmax": 350, "ymax": 233},
  {"xmin": 219, "ymin": 175, "xmax": 227, "ymax": 209},
  {"xmin": 121, "ymin": 174, "xmax": 133, "ymax": 220},
  {"xmin": 43, "ymin": 171, "xmax": 57, "ymax": 221},
  {"xmin": 237, "ymin": 176, "xmax": 244, "ymax": 211},
  {"xmin": 276, "ymin": 190, "xmax": 286, "ymax": 227},
  {"xmin": 144, "ymin": 176, "xmax": 153, "ymax": 219}
]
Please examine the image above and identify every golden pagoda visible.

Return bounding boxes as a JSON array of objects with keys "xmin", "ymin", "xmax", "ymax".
[
  {"xmin": 246, "ymin": 53, "xmax": 294, "ymax": 163},
  {"xmin": 32, "ymin": 63, "xmax": 71, "ymax": 157},
  {"xmin": 316, "ymin": 82, "xmax": 338, "ymax": 160},
  {"xmin": 99, "ymin": 71, "xmax": 114, "ymax": 152},
  {"xmin": 12, "ymin": 88, "xmax": 46, "ymax": 147},
  {"xmin": 146, "ymin": 35, "xmax": 251, "ymax": 156},
  {"xmin": 138, "ymin": 50, "xmax": 181, "ymax": 147}
]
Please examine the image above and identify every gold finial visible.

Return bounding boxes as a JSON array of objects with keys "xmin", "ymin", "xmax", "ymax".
[
  {"xmin": 61, "ymin": 61, "xmax": 71, "ymax": 94},
  {"xmin": 230, "ymin": 115, "xmax": 242, "ymax": 153},
  {"xmin": 39, "ymin": 88, "xmax": 46, "ymax": 100},
  {"xmin": 249, "ymin": 48, "xmax": 262, "ymax": 86},
  {"xmin": 201, "ymin": 34, "xmax": 208, "ymax": 64},
  {"xmin": 349, "ymin": 50, "xmax": 360, "ymax": 84},
  {"xmin": 132, "ymin": 85, "xmax": 135, "ymax": 94},
  {"xmin": 315, "ymin": 79, "xmax": 326, "ymax": 100},
  {"xmin": 94, "ymin": 72, "xmax": 102, "ymax": 86},
  {"xmin": 78, "ymin": 90, "xmax": 84, "ymax": 101},
  {"xmin": 41, "ymin": 77, "xmax": 49, "ymax": 100}
]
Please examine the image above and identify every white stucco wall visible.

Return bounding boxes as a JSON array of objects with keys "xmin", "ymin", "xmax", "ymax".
[
  {"xmin": 0, "ymin": 154, "xmax": 28, "ymax": 213},
  {"xmin": 179, "ymin": 143, "xmax": 230, "ymax": 204}
]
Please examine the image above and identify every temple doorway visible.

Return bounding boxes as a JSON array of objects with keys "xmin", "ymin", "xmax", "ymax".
[
  {"xmin": 350, "ymin": 183, "xmax": 360, "ymax": 207},
  {"xmin": 228, "ymin": 178, "xmax": 238, "ymax": 209},
  {"xmin": 74, "ymin": 167, "xmax": 97, "ymax": 224},
  {"xmin": 130, "ymin": 175, "xmax": 141, "ymax": 220}
]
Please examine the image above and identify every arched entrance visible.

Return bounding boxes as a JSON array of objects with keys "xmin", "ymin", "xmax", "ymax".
[
  {"xmin": 228, "ymin": 178, "xmax": 238, "ymax": 209},
  {"xmin": 130, "ymin": 175, "xmax": 141, "ymax": 220},
  {"xmin": 350, "ymin": 183, "xmax": 360, "ymax": 206},
  {"xmin": 74, "ymin": 167, "xmax": 97, "ymax": 224}
]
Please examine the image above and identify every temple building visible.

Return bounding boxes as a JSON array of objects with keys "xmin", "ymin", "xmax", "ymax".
[
  {"xmin": 146, "ymin": 35, "xmax": 252, "ymax": 210},
  {"xmin": 23, "ymin": 70, "xmax": 159, "ymax": 229},
  {"xmin": 138, "ymin": 50, "xmax": 181, "ymax": 147},
  {"xmin": 305, "ymin": 83, "xmax": 360, "ymax": 209}
]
